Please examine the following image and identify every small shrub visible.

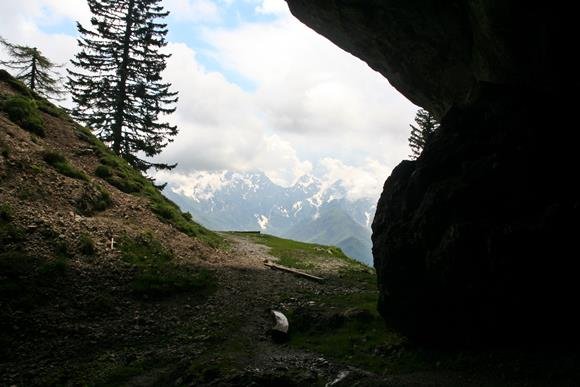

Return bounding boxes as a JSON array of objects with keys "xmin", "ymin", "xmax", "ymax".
[
  {"xmin": 152, "ymin": 201, "xmax": 175, "ymax": 220},
  {"xmin": 53, "ymin": 238, "xmax": 70, "ymax": 258},
  {"xmin": 0, "ymin": 206, "xmax": 23, "ymax": 249},
  {"xmin": 94, "ymin": 186, "xmax": 113, "ymax": 211},
  {"xmin": 76, "ymin": 185, "xmax": 112, "ymax": 215},
  {"xmin": 42, "ymin": 151, "xmax": 88, "ymax": 181},
  {"xmin": 99, "ymin": 155, "xmax": 120, "ymax": 168},
  {"xmin": 16, "ymin": 186, "xmax": 45, "ymax": 201},
  {"xmin": 42, "ymin": 151, "xmax": 66, "ymax": 164},
  {"xmin": 0, "ymin": 139, "xmax": 9, "ymax": 158},
  {"xmin": 0, "ymin": 203, "xmax": 12, "ymax": 222},
  {"xmin": 119, "ymin": 233, "xmax": 173, "ymax": 266},
  {"xmin": 74, "ymin": 126, "xmax": 96, "ymax": 145},
  {"xmin": 107, "ymin": 176, "xmax": 142, "ymax": 193},
  {"xmin": 0, "ymin": 70, "xmax": 32, "ymax": 97},
  {"xmin": 78, "ymin": 233, "xmax": 95, "ymax": 255},
  {"xmin": 1, "ymin": 96, "xmax": 44, "ymax": 136},
  {"xmin": 95, "ymin": 165, "xmax": 112, "ymax": 178},
  {"xmin": 37, "ymin": 99, "xmax": 67, "ymax": 118},
  {"xmin": 38, "ymin": 257, "xmax": 68, "ymax": 276}
]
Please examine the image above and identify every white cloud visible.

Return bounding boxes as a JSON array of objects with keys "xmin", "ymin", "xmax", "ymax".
[
  {"xmin": 255, "ymin": 0, "xmax": 289, "ymax": 15},
  {"xmin": 319, "ymin": 158, "xmax": 390, "ymax": 201},
  {"xmin": 199, "ymin": 11, "xmax": 417, "ymax": 184},
  {"xmin": 0, "ymin": 0, "xmax": 419, "ymax": 202},
  {"xmin": 164, "ymin": 0, "xmax": 221, "ymax": 22},
  {"xmin": 157, "ymin": 170, "xmax": 228, "ymax": 201},
  {"xmin": 0, "ymin": 0, "xmax": 89, "ymax": 30},
  {"xmin": 156, "ymin": 42, "xmax": 312, "ymax": 186},
  {"xmin": 0, "ymin": 0, "xmax": 87, "ymax": 107}
]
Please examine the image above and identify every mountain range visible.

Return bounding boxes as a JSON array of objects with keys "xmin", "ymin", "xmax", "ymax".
[{"xmin": 164, "ymin": 171, "xmax": 376, "ymax": 265}]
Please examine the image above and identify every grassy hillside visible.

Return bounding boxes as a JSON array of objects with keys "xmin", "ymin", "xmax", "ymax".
[
  {"xmin": 0, "ymin": 70, "xmax": 228, "ymax": 385},
  {"xmin": 285, "ymin": 205, "xmax": 373, "ymax": 265}
]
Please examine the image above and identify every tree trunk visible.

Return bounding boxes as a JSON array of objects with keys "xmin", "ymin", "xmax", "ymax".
[
  {"xmin": 30, "ymin": 49, "xmax": 37, "ymax": 91},
  {"xmin": 112, "ymin": 0, "xmax": 135, "ymax": 155}
]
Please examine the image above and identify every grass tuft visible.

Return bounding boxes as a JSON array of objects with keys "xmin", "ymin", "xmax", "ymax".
[
  {"xmin": 119, "ymin": 233, "xmax": 215, "ymax": 298},
  {"xmin": 36, "ymin": 99, "xmax": 67, "ymax": 118},
  {"xmin": 0, "ymin": 138, "xmax": 8, "ymax": 158},
  {"xmin": 95, "ymin": 165, "xmax": 112, "ymax": 178},
  {"xmin": 0, "ymin": 203, "xmax": 13, "ymax": 222},
  {"xmin": 38, "ymin": 257, "xmax": 68, "ymax": 277},
  {"xmin": 78, "ymin": 233, "xmax": 96, "ymax": 255},
  {"xmin": 1, "ymin": 95, "xmax": 44, "ymax": 136},
  {"xmin": 0, "ymin": 205, "xmax": 23, "ymax": 247},
  {"xmin": 0, "ymin": 70, "xmax": 33, "ymax": 97},
  {"xmin": 42, "ymin": 151, "xmax": 88, "ymax": 181},
  {"xmin": 76, "ymin": 185, "xmax": 113, "ymax": 215}
]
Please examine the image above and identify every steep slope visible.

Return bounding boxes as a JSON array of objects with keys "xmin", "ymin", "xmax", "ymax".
[{"xmin": 0, "ymin": 70, "xmax": 226, "ymax": 383}]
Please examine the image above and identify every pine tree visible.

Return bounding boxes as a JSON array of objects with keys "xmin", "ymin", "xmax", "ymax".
[
  {"xmin": 68, "ymin": 0, "xmax": 178, "ymax": 172},
  {"xmin": 408, "ymin": 108, "xmax": 439, "ymax": 159},
  {"xmin": 0, "ymin": 36, "xmax": 66, "ymax": 100}
]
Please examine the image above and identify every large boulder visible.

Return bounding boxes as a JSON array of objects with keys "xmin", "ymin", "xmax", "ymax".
[
  {"xmin": 373, "ymin": 86, "xmax": 579, "ymax": 345},
  {"xmin": 285, "ymin": 0, "xmax": 580, "ymax": 345}
]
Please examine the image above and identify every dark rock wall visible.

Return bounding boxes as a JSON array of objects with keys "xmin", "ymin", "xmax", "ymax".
[
  {"xmin": 285, "ymin": 1, "xmax": 578, "ymax": 118},
  {"xmin": 285, "ymin": 0, "xmax": 580, "ymax": 345},
  {"xmin": 372, "ymin": 86, "xmax": 579, "ymax": 345}
]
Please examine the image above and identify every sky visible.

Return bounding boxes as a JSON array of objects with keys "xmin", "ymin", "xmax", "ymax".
[{"xmin": 0, "ymin": 0, "xmax": 418, "ymax": 201}]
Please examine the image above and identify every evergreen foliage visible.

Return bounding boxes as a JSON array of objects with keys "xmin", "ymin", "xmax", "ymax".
[
  {"xmin": 68, "ymin": 0, "xmax": 178, "ymax": 172},
  {"xmin": 408, "ymin": 108, "xmax": 439, "ymax": 159},
  {"xmin": 0, "ymin": 37, "xmax": 66, "ymax": 100}
]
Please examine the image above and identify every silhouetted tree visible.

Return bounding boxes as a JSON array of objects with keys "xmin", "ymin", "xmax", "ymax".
[
  {"xmin": 0, "ymin": 37, "xmax": 65, "ymax": 100},
  {"xmin": 68, "ymin": 0, "xmax": 178, "ymax": 172},
  {"xmin": 408, "ymin": 108, "xmax": 439, "ymax": 159}
]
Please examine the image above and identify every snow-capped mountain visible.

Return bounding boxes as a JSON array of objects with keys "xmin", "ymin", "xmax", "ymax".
[{"xmin": 164, "ymin": 171, "xmax": 376, "ymax": 265}]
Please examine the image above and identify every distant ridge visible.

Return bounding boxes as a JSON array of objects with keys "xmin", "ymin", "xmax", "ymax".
[{"xmin": 164, "ymin": 170, "xmax": 376, "ymax": 265}]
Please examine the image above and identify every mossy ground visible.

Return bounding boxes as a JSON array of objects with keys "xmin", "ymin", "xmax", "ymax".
[
  {"xmin": 1, "ymin": 95, "xmax": 45, "ymax": 136},
  {"xmin": 119, "ymin": 233, "xmax": 216, "ymax": 298},
  {"xmin": 73, "ymin": 125, "xmax": 223, "ymax": 248},
  {"xmin": 236, "ymin": 232, "xmax": 362, "ymax": 271},
  {"xmin": 43, "ymin": 151, "xmax": 89, "ymax": 181}
]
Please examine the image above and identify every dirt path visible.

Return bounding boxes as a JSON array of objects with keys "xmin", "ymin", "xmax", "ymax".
[
  {"xmin": 1, "ymin": 230, "xmax": 542, "ymax": 386},
  {"xmin": 189, "ymin": 233, "xmax": 350, "ymax": 385}
]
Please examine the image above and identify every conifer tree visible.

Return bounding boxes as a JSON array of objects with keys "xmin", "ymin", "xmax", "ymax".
[
  {"xmin": 68, "ymin": 0, "xmax": 178, "ymax": 172},
  {"xmin": 0, "ymin": 37, "xmax": 66, "ymax": 100},
  {"xmin": 408, "ymin": 108, "xmax": 439, "ymax": 159}
]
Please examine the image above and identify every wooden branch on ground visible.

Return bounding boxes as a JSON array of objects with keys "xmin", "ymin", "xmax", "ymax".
[{"xmin": 263, "ymin": 260, "xmax": 325, "ymax": 282}]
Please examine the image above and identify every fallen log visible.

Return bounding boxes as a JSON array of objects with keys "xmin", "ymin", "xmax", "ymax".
[{"xmin": 263, "ymin": 259, "xmax": 324, "ymax": 282}]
